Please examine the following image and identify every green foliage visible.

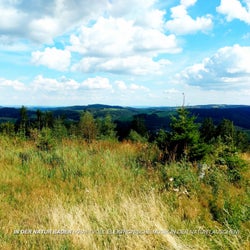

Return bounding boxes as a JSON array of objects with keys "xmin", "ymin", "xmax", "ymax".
[
  {"xmin": 200, "ymin": 117, "xmax": 216, "ymax": 142},
  {"xmin": 98, "ymin": 114, "xmax": 117, "ymax": 140},
  {"xmin": 35, "ymin": 109, "xmax": 43, "ymax": 130},
  {"xmin": 52, "ymin": 118, "xmax": 68, "ymax": 140},
  {"xmin": 169, "ymin": 108, "xmax": 200, "ymax": 161},
  {"xmin": 131, "ymin": 115, "xmax": 148, "ymax": 137},
  {"xmin": 0, "ymin": 122, "xmax": 15, "ymax": 137},
  {"xmin": 154, "ymin": 129, "xmax": 169, "ymax": 151},
  {"xmin": 128, "ymin": 130, "xmax": 147, "ymax": 143},
  {"xmin": 160, "ymin": 161, "xmax": 200, "ymax": 192},
  {"xmin": 223, "ymin": 153, "xmax": 247, "ymax": 184},
  {"xmin": 18, "ymin": 105, "xmax": 28, "ymax": 138},
  {"xmin": 36, "ymin": 128, "xmax": 55, "ymax": 151},
  {"xmin": 78, "ymin": 111, "xmax": 98, "ymax": 142},
  {"xmin": 216, "ymin": 119, "xmax": 236, "ymax": 147}
]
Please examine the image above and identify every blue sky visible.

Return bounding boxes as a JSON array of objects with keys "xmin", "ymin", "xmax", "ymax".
[{"xmin": 1, "ymin": 0, "xmax": 250, "ymax": 106}]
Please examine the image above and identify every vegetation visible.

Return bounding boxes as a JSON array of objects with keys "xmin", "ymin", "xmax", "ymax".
[{"xmin": 0, "ymin": 106, "xmax": 249, "ymax": 249}]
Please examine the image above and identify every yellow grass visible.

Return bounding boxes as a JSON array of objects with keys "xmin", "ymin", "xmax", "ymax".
[{"xmin": 0, "ymin": 136, "xmax": 249, "ymax": 249}]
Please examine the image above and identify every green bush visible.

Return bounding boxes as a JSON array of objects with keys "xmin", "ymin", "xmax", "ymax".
[{"xmin": 36, "ymin": 128, "xmax": 55, "ymax": 151}]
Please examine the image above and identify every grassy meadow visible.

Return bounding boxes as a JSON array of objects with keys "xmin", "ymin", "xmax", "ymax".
[{"xmin": 0, "ymin": 135, "xmax": 249, "ymax": 249}]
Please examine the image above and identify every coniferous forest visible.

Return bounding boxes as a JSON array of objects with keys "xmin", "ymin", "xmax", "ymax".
[{"xmin": 0, "ymin": 105, "xmax": 249, "ymax": 249}]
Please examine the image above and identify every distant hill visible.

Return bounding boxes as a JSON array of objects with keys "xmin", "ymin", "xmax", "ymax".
[{"xmin": 0, "ymin": 104, "xmax": 250, "ymax": 131}]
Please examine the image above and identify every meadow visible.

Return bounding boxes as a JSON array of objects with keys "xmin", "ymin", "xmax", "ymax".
[{"xmin": 0, "ymin": 135, "xmax": 249, "ymax": 249}]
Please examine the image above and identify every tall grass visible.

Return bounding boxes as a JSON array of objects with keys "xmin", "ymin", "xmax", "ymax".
[{"xmin": 0, "ymin": 136, "xmax": 249, "ymax": 249}]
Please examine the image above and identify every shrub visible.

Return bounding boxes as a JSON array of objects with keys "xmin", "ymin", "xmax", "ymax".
[{"xmin": 36, "ymin": 128, "xmax": 55, "ymax": 151}]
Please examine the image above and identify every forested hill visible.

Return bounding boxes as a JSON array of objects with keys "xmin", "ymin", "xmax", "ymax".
[{"xmin": 0, "ymin": 104, "xmax": 250, "ymax": 131}]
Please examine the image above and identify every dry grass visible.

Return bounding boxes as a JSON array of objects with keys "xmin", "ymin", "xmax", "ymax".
[{"xmin": 0, "ymin": 136, "xmax": 249, "ymax": 249}]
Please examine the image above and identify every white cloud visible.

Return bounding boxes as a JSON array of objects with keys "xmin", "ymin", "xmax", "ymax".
[
  {"xmin": 0, "ymin": 0, "xmax": 108, "ymax": 43},
  {"xmin": 177, "ymin": 44, "xmax": 250, "ymax": 90},
  {"xmin": 29, "ymin": 17, "xmax": 60, "ymax": 44},
  {"xmin": 129, "ymin": 83, "xmax": 149, "ymax": 91},
  {"xmin": 69, "ymin": 16, "xmax": 179, "ymax": 75},
  {"xmin": 166, "ymin": 0, "xmax": 213, "ymax": 35},
  {"xmin": 69, "ymin": 17, "xmax": 180, "ymax": 57},
  {"xmin": 69, "ymin": 17, "xmax": 135, "ymax": 57},
  {"xmin": 31, "ymin": 75, "xmax": 112, "ymax": 93},
  {"xmin": 0, "ymin": 78, "xmax": 26, "ymax": 91},
  {"xmin": 0, "ymin": 6, "xmax": 26, "ymax": 31},
  {"xmin": 31, "ymin": 75, "xmax": 79, "ymax": 92},
  {"xmin": 116, "ymin": 80, "xmax": 128, "ymax": 90},
  {"xmin": 0, "ymin": 0, "xmax": 166, "ymax": 44},
  {"xmin": 73, "ymin": 56, "xmax": 171, "ymax": 75},
  {"xmin": 115, "ymin": 80, "xmax": 149, "ymax": 92},
  {"xmin": 81, "ymin": 77, "xmax": 112, "ymax": 90},
  {"xmin": 217, "ymin": 0, "xmax": 250, "ymax": 24},
  {"xmin": 181, "ymin": 0, "xmax": 197, "ymax": 7},
  {"xmin": 31, "ymin": 47, "xmax": 71, "ymax": 71}
]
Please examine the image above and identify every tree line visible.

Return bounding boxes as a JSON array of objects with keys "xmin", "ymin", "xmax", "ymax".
[{"xmin": 0, "ymin": 106, "xmax": 248, "ymax": 162}]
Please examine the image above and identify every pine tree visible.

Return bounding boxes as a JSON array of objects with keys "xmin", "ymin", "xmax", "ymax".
[
  {"xmin": 200, "ymin": 117, "xmax": 216, "ymax": 142},
  {"xmin": 169, "ymin": 107, "xmax": 200, "ymax": 161}
]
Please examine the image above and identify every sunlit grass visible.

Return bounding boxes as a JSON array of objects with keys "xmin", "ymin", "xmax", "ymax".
[{"xmin": 0, "ymin": 136, "xmax": 249, "ymax": 249}]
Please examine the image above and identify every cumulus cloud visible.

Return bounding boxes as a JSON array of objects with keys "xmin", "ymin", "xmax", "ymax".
[
  {"xmin": 116, "ymin": 81, "xmax": 128, "ymax": 90},
  {"xmin": 217, "ymin": 0, "xmax": 250, "ymax": 24},
  {"xmin": 31, "ymin": 47, "xmax": 71, "ymax": 71},
  {"xmin": 115, "ymin": 80, "xmax": 149, "ymax": 93},
  {"xmin": 69, "ymin": 16, "xmax": 179, "ymax": 75},
  {"xmin": 31, "ymin": 75, "xmax": 112, "ymax": 93},
  {"xmin": 0, "ymin": 5, "xmax": 26, "ymax": 31},
  {"xmin": 0, "ymin": 0, "xmax": 166, "ymax": 44},
  {"xmin": 0, "ymin": 0, "xmax": 108, "ymax": 43},
  {"xmin": 0, "ymin": 78, "xmax": 26, "ymax": 91},
  {"xmin": 72, "ymin": 56, "xmax": 171, "ymax": 75},
  {"xmin": 81, "ymin": 77, "xmax": 112, "ymax": 90},
  {"xmin": 69, "ymin": 17, "xmax": 180, "ymax": 57},
  {"xmin": 31, "ymin": 75, "xmax": 79, "ymax": 92},
  {"xmin": 166, "ymin": 0, "xmax": 213, "ymax": 35},
  {"xmin": 177, "ymin": 44, "xmax": 250, "ymax": 89}
]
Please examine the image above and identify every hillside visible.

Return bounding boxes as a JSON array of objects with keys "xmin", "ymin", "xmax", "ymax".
[{"xmin": 1, "ymin": 104, "xmax": 250, "ymax": 132}]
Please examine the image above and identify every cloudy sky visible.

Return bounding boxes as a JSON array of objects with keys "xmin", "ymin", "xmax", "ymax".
[{"xmin": 1, "ymin": 0, "xmax": 250, "ymax": 106}]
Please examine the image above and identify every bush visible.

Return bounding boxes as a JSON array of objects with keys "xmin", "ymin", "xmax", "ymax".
[
  {"xmin": 128, "ymin": 130, "xmax": 148, "ymax": 143},
  {"xmin": 36, "ymin": 128, "xmax": 55, "ymax": 151}
]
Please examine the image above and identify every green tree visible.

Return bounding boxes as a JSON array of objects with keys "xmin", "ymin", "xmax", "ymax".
[
  {"xmin": 53, "ymin": 118, "xmax": 67, "ymax": 140},
  {"xmin": 98, "ymin": 114, "xmax": 117, "ymax": 140},
  {"xmin": 200, "ymin": 117, "xmax": 216, "ymax": 142},
  {"xmin": 216, "ymin": 119, "xmax": 236, "ymax": 148},
  {"xmin": 18, "ymin": 106, "xmax": 28, "ymax": 138},
  {"xmin": 235, "ymin": 130, "xmax": 249, "ymax": 152},
  {"xmin": 169, "ymin": 108, "xmax": 200, "ymax": 161},
  {"xmin": 36, "ymin": 109, "xmax": 44, "ymax": 130},
  {"xmin": 78, "ymin": 111, "xmax": 97, "ymax": 143},
  {"xmin": 131, "ymin": 115, "xmax": 148, "ymax": 137},
  {"xmin": 44, "ymin": 111, "xmax": 54, "ymax": 128}
]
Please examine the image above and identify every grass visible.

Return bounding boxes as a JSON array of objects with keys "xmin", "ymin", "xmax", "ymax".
[{"xmin": 0, "ymin": 136, "xmax": 249, "ymax": 249}]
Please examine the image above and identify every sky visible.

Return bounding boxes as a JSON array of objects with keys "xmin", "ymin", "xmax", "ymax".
[{"xmin": 1, "ymin": 0, "xmax": 250, "ymax": 107}]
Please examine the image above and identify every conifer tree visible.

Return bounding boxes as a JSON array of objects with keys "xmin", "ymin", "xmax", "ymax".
[{"xmin": 169, "ymin": 107, "xmax": 200, "ymax": 161}]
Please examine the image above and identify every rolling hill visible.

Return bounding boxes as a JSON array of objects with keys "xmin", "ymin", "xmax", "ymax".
[{"xmin": 0, "ymin": 104, "xmax": 250, "ymax": 132}]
